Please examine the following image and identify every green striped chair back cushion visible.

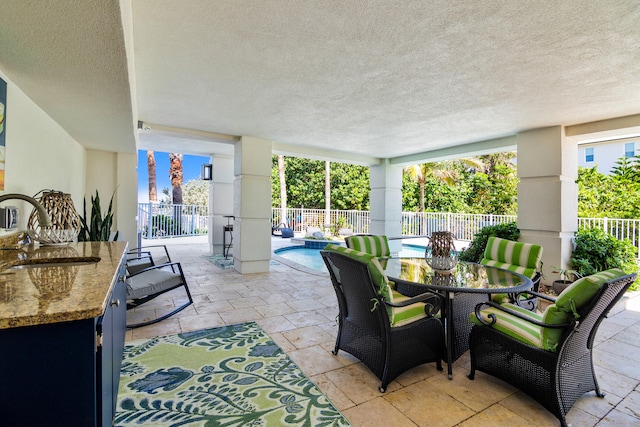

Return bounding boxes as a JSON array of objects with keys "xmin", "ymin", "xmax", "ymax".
[
  {"xmin": 555, "ymin": 268, "xmax": 627, "ymax": 318},
  {"xmin": 480, "ymin": 236, "xmax": 543, "ymax": 279},
  {"xmin": 344, "ymin": 235, "xmax": 391, "ymax": 257},
  {"xmin": 324, "ymin": 244, "xmax": 428, "ymax": 327}
]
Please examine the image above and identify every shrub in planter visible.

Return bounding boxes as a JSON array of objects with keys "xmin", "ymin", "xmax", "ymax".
[
  {"xmin": 569, "ymin": 227, "xmax": 638, "ymax": 291},
  {"xmin": 458, "ymin": 222, "xmax": 520, "ymax": 263}
]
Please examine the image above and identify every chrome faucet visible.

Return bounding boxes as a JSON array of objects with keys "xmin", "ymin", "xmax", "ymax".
[{"xmin": 0, "ymin": 193, "xmax": 52, "ymax": 227}]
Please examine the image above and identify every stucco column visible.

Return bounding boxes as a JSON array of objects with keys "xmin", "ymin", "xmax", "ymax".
[
  {"xmin": 209, "ymin": 154, "xmax": 234, "ymax": 255},
  {"xmin": 233, "ymin": 136, "xmax": 272, "ymax": 273},
  {"xmin": 370, "ymin": 160, "xmax": 403, "ymax": 252},
  {"xmin": 517, "ymin": 126, "xmax": 578, "ymax": 283}
]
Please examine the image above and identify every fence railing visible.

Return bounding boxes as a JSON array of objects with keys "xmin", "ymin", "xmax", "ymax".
[
  {"xmin": 271, "ymin": 208, "xmax": 640, "ymax": 258},
  {"xmin": 137, "ymin": 203, "xmax": 209, "ymax": 239},
  {"xmin": 271, "ymin": 208, "xmax": 515, "ymax": 241},
  {"xmin": 271, "ymin": 208, "xmax": 370, "ymax": 235},
  {"xmin": 400, "ymin": 212, "xmax": 516, "ymax": 240},
  {"xmin": 135, "ymin": 204, "xmax": 640, "ymax": 257}
]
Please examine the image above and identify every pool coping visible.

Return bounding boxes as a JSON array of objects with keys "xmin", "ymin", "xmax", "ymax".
[{"xmin": 272, "ymin": 247, "xmax": 329, "ymax": 276}]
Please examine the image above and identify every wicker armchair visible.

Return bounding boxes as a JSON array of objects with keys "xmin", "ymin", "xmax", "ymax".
[
  {"xmin": 468, "ymin": 271, "xmax": 637, "ymax": 427},
  {"xmin": 480, "ymin": 236, "xmax": 543, "ymax": 311},
  {"xmin": 321, "ymin": 249, "xmax": 444, "ymax": 392}
]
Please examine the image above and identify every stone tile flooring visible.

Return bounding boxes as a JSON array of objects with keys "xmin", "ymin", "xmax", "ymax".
[{"xmin": 125, "ymin": 238, "xmax": 640, "ymax": 427}]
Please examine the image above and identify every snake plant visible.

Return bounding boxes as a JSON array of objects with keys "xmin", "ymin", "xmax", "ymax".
[{"xmin": 78, "ymin": 190, "xmax": 119, "ymax": 241}]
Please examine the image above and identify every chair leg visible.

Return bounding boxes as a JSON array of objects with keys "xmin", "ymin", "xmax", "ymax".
[{"xmin": 126, "ymin": 285, "xmax": 193, "ymax": 329}]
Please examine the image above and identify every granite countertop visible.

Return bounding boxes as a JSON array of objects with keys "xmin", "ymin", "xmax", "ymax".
[{"xmin": 0, "ymin": 241, "xmax": 128, "ymax": 329}]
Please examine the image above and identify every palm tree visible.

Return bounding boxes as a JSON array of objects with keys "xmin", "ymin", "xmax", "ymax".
[
  {"xmin": 169, "ymin": 153, "xmax": 184, "ymax": 204},
  {"xmin": 277, "ymin": 155, "xmax": 287, "ymax": 227},
  {"xmin": 404, "ymin": 163, "xmax": 452, "ymax": 214},
  {"xmin": 147, "ymin": 151, "xmax": 157, "ymax": 202},
  {"xmin": 325, "ymin": 160, "xmax": 331, "ymax": 230},
  {"xmin": 405, "ymin": 158, "xmax": 485, "ymax": 212},
  {"xmin": 169, "ymin": 153, "xmax": 184, "ymax": 234},
  {"xmin": 478, "ymin": 152, "xmax": 516, "ymax": 175},
  {"xmin": 404, "ymin": 158, "xmax": 483, "ymax": 234}
]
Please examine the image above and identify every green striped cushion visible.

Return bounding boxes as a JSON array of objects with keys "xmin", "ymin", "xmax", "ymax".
[
  {"xmin": 541, "ymin": 304, "xmax": 572, "ymax": 351},
  {"xmin": 324, "ymin": 244, "xmax": 392, "ymax": 298},
  {"xmin": 470, "ymin": 301, "xmax": 578, "ymax": 351},
  {"xmin": 555, "ymin": 268, "xmax": 626, "ymax": 317},
  {"xmin": 470, "ymin": 302, "xmax": 542, "ymax": 348},
  {"xmin": 389, "ymin": 289, "xmax": 428, "ymax": 327},
  {"xmin": 480, "ymin": 236, "xmax": 542, "ymax": 279},
  {"xmin": 344, "ymin": 235, "xmax": 391, "ymax": 257},
  {"xmin": 325, "ymin": 244, "xmax": 427, "ymax": 327}
]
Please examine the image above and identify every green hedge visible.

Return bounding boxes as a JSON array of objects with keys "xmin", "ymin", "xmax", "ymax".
[{"xmin": 458, "ymin": 222, "xmax": 520, "ymax": 263}]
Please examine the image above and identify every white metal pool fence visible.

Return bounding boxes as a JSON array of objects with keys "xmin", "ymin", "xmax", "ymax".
[
  {"xmin": 271, "ymin": 208, "xmax": 640, "ymax": 259},
  {"xmin": 137, "ymin": 203, "xmax": 209, "ymax": 239},
  {"xmin": 136, "ymin": 203, "xmax": 640, "ymax": 259}
]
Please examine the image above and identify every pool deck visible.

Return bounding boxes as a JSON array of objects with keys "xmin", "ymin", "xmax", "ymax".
[{"xmin": 129, "ymin": 236, "xmax": 640, "ymax": 427}]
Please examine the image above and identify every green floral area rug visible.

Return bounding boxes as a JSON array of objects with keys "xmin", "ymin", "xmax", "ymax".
[{"xmin": 115, "ymin": 322, "xmax": 350, "ymax": 427}]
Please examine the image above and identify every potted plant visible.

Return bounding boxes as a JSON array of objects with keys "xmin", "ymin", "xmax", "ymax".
[
  {"xmin": 78, "ymin": 190, "xmax": 119, "ymax": 242},
  {"xmin": 551, "ymin": 268, "xmax": 581, "ymax": 295}
]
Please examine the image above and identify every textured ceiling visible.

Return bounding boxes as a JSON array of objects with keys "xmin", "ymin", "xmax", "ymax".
[
  {"xmin": 1, "ymin": 1, "xmax": 640, "ymax": 163},
  {"xmin": 0, "ymin": 0, "xmax": 136, "ymax": 153}
]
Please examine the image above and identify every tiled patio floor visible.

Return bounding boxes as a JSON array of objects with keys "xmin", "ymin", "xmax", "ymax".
[{"xmin": 125, "ymin": 238, "xmax": 640, "ymax": 427}]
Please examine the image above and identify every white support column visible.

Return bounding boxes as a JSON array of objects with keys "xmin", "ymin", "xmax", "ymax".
[
  {"xmin": 209, "ymin": 154, "xmax": 234, "ymax": 255},
  {"xmin": 517, "ymin": 126, "xmax": 578, "ymax": 283},
  {"xmin": 370, "ymin": 160, "xmax": 403, "ymax": 252},
  {"xmin": 233, "ymin": 136, "xmax": 272, "ymax": 273}
]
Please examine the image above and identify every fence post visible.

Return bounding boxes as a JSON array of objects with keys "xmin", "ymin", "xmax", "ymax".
[
  {"xmin": 191, "ymin": 207, "xmax": 195, "ymax": 236},
  {"xmin": 148, "ymin": 202, "xmax": 153, "ymax": 239}
]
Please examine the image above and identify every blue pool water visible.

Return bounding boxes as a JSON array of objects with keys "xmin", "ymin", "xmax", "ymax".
[{"xmin": 274, "ymin": 244, "xmax": 426, "ymax": 272}]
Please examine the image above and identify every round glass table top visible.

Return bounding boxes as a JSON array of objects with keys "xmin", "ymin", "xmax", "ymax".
[{"xmin": 382, "ymin": 258, "xmax": 532, "ymax": 294}]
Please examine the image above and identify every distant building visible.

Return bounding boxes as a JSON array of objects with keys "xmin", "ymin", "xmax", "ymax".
[{"xmin": 578, "ymin": 137, "xmax": 640, "ymax": 174}]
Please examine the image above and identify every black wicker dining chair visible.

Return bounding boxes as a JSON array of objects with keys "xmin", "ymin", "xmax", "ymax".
[
  {"xmin": 321, "ymin": 245, "xmax": 445, "ymax": 392},
  {"xmin": 480, "ymin": 236, "xmax": 543, "ymax": 311},
  {"xmin": 468, "ymin": 269, "xmax": 637, "ymax": 427}
]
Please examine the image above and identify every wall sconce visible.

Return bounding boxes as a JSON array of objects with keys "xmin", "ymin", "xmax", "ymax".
[{"xmin": 201, "ymin": 163, "xmax": 213, "ymax": 181}]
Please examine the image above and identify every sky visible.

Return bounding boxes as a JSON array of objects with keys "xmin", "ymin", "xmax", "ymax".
[{"xmin": 137, "ymin": 150, "xmax": 210, "ymax": 203}]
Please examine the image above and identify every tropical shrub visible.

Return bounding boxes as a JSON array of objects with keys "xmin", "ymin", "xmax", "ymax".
[
  {"xmin": 569, "ymin": 228, "xmax": 638, "ymax": 288},
  {"xmin": 458, "ymin": 222, "xmax": 520, "ymax": 263}
]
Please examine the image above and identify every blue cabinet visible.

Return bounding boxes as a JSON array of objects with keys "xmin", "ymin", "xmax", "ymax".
[{"xmin": 0, "ymin": 263, "xmax": 127, "ymax": 426}]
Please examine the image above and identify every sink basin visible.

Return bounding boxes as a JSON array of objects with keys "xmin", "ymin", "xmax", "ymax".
[{"xmin": 10, "ymin": 257, "xmax": 101, "ymax": 269}]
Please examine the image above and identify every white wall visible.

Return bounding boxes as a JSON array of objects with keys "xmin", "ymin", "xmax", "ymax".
[
  {"xmin": 0, "ymin": 71, "xmax": 85, "ymax": 232},
  {"xmin": 578, "ymin": 139, "xmax": 638, "ymax": 174},
  {"xmin": 0, "ymin": 70, "xmax": 138, "ymax": 248},
  {"xmin": 85, "ymin": 150, "xmax": 138, "ymax": 246}
]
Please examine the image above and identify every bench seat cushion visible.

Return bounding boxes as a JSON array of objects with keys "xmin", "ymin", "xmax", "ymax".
[{"xmin": 126, "ymin": 268, "xmax": 184, "ymax": 299}]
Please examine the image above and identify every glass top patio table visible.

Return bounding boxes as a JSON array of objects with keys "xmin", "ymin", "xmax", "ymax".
[
  {"xmin": 382, "ymin": 258, "xmax": 532, "ymax": 293},
  {"xmin": 382, "ymin": 258, "xmax": 533, "ymax": 379}
]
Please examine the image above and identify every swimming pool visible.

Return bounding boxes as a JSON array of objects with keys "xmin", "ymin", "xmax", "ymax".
[{"xmin": 273, "ymin": 244, "xmax": 427, "ymax": 272}]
